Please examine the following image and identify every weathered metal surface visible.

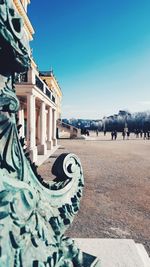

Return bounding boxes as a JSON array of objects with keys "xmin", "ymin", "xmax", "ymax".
[
  {"xmin": 0, "ymin": 1, "xmax": 101, "ymax": 266},
  {"xmin": 0, "ymin": 143, "xmax": 84, "ymax": 266},
  {"xmin": 0, "ymin": 0, "xmax": 30, "ymax": 74}
]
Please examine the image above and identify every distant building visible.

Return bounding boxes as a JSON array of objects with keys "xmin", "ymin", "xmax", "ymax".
[{"xmin": 14, "ymin": 0, "xmax": 60, "ymax": 163}]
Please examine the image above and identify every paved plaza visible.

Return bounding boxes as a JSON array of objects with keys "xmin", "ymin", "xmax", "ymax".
[{"xmin": 38, "ymin": 132, "xmax": 150, "ymax": 255}]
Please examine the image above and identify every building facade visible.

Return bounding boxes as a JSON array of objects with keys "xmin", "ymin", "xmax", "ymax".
[
  {"xmin": 40, "ymin": 71, "xmax": 62, "ymax": 120},
  {"xmin": 13, "ymin": 0, "xmax": 61, "ymax": 163}
]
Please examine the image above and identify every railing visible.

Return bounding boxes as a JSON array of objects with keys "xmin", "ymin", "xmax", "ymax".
[
  {"xmin": 46, "ymin": 87, "xmax": 51, "ymax": 99},
  {"xmin": 57, "ymin": 120, "xmax": 81, "ymax": 139},
  {"xmin": 15, "ymin": 70, "xmax": 56, "ymax": 104},
  {"xmin": 52, "ymin": 95, "xmax": 55, "ymax": 103},
  {"xmin": 35, "ymin": 76, "xmax": 44, "ymax": 92},
  {"xmin": 35, "ymin": 75, "xmax": 55, "ymax": 103},
  {"xmin": 57, "ymin": 120, "xmax": 79, "ymax": 131},
  {"xmin": 15, "ymin": 72, "xmax": 28, "ymax": 83}
]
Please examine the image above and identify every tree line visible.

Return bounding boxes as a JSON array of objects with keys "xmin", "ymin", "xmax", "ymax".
[{"xmin": 103, "ymin": 110, "xmax": 150, "ymax": 132}]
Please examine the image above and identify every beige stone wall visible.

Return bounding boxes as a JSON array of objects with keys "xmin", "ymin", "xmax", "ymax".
[
  {"xmin": 13, "ymin": 0, "xmax": 34, "ymax": 41},
  {"xmin": 40, "ymin": 73, "xmax": 62, "ymax": 120},
  {"xmin": 14, "ymin": 1, "xmax": 58, "ymax": 163}
]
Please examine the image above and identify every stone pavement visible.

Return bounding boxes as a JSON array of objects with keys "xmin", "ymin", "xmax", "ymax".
[
  {"xmin": 38, "ymin": 132, "xmax": 150, "ymax": 256},
  {"xmin": 75, "ymin": 238, "xmax": 150, "ymax": 267}
]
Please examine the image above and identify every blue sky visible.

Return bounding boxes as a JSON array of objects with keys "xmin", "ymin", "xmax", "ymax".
[{"xmin": 28, "ymin": 0, "xmax": 150, "ymax": 119}]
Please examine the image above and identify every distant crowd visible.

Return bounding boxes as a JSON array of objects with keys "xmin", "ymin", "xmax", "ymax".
[
  {"xmin": 110, "ymin": 129, "xmax": 150, "ymax": 140},
  {"xmin": 81, "ymin": 128, "xmax": 150, "ymax": 140}
]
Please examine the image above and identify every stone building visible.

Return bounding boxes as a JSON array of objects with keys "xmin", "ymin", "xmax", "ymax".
[
  {"xmin": 13, "ymin": 0, "xmax": 62, "ymax": 163},
  {"xmin": 39, "ymin": 70, "xmax": 62, "ymax": 121}
]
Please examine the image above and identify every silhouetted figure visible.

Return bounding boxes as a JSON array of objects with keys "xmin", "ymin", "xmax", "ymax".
[
  {"xmin": 135, "ymin": 129, "xmax": 139, "ymax": 138},
  {"xmin": 122, "ymin": 130, "xmax": 125, "ymax": 140},
  {"xmin": 111, "ymin": 131, "xmax": 114, "ymax": 140},
  {"xmin": 140, "ymin": 130, "xmax": 143, "ymax": 138},
  {"xmin": 144, "ymin": 131, "xmax": 147, "ymax": 140},
  {"xmin": 127, "ymin": 131, "xmax": 130, "ymax": 140},
  {"xmin": 114, "ymin": 130, "xmax": 117, "ymax": 140},
  {"xmin": 96, "ymin": 129, "xmax": 99, "ymax": 136},
  {"xmin": 104, "ymin": 130, "xmax": 106, "ymax": 136}
]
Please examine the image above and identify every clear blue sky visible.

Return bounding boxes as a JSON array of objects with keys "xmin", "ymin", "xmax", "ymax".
[{"xmin": 28, "ymin": 0, "xmax": 150, "ymax": 119}]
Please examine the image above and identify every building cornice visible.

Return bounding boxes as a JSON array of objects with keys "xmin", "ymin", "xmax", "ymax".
[
  {"xmin": 51, "ymin": 75, "xmax": 62, "ymax": 98},
  {"xmin": 40, "ymin": 73, "xmax": 62, "ymax": 98},
  {"xmin": 13, "ymin": 0, "xmax": 35, "ymax": 40},
  {"xmin": 31, "ymin": 58, "xmax": 38, "ymax": 73}
]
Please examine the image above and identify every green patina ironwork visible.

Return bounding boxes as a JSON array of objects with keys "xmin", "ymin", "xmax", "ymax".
[{"xmin": 0, "ymin": 1, "xmax": 100, "ymax": 266}]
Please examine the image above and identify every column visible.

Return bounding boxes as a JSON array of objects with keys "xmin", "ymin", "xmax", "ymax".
[
  {"xmin": 18, "ymin": 108, "xmax": 25, "ymax": 138},
  {"xmin": 27, "ymin": 93, "xmax": 37, "ymax": 162},
  {"xmin": 37, "ymin": 101, "xmax": 47, "ymax": 155},
  {"xmin": 28, "ymin": 68, "xmax": 35, "ymax": 84},
  {"xmin": 52, "ymin": 109, "xmax": 57, "ymax": 146},
  {"xmin": 47, "ymin": 106, "xmax": 53, "ymax": 149},
  {"xmin": 21, "ymin": 109, "xmax": 25, "ymax": 137},
  {"xmin": 37, "ymin": 113, "xmax": 40, "ymax": 145}
]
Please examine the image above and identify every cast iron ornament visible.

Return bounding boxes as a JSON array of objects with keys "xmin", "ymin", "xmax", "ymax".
[{"xmin": 0, "ymin": 1, "xmax": 100, "ymax": 266}]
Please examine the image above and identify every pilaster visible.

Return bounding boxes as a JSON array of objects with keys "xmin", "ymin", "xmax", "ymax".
[
  {"xmin": 52, "ymin": 108, "xmax": 57, "ymax": 146},
  {"xmin": 18, "ymin": 108, "xmax": 25, "ymax": 137},
  {"xmin": 27, "ymin": 93, "xmax": 37, "ymax": 162},
  {"xmin": 37, "ymin": 100, "xmax": 47, "ymax": 155},
  {"xmin": 47, "ymin": 106, "xmax": 53, "ymax": 150}
]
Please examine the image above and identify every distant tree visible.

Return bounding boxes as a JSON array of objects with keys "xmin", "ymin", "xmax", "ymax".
[{"xmin": 101, "ymin": 110, "xmax": 150, "ymax": 132}]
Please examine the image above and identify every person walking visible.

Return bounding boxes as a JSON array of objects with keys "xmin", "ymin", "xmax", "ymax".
[
  {"xmin": 127, "ymin": 131, "xmax": 130, "ymax": 140},
  {"xmin": 144, "ymin": 131, "xmax": 147, "ymax": 140},
  {"xmin": 114, "ymin": 130, "xmax": 117, "ymax": 140},
  {"xmin": 122, "ymin": 130, "xmax": 126, "ymax": 140},
  {"xmin": 136, "ymin": 129, "xmax": 139, "ymax": 138},
  {"xmin": 140, "ymin": 130, "xmax": 143, "ymax": 138}
]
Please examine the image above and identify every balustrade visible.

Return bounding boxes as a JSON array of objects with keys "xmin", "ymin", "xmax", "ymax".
[
  {"xmin": 46, "ymin": 87, "xmax": 51, "ymax": 99},
  {"xmin": 15, "ymin": 72, "xmax": 28, "ymax": 83},
  {"xmin": 15, "ymin": 70, "xmax": 56, "ymax": 103},
  {"xmin": 35, "ymin": 75, "xmax": 44, "ymax": 92},
  {"xmin": 52, "ymin": 95, "xmax": 55, "ymax": 103}
]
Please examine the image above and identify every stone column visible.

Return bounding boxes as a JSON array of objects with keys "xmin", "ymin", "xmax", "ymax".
[
  {"xmin": 37, "ymin": 101, "xmax": 47, "ymax": 155},
  {"xmin": 18, "ymin": 108, "xmax": 24, "ymax": 137},
  {"xmin": 28, "ymin": 68, "xmax": 35, "ymax": 84},
  {"xmin": 27, "ymin": 93, "xmax": 37, "ymax": 162},
  {"xmin": 52, "ymin": 109, "xmax": 57, "ymax": 146},
  {"xmin": 37, "ymin": 113, "xmax": 40, "ymax": 145},
  {"xmin": 21, "ymin": 109, "xmax": 25, "ymax": 137},
  {"xmin": 18, "ymin": 108, "xmax": 25, "ymax": 138},
  {"xmin": 47, "ymin": 106, "xmax": 53, "ymax": 150}
]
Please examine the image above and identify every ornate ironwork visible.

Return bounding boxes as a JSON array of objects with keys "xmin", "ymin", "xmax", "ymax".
[
  {"xmin": 15, "ymin": 72, "xmax": 28, "ymax": 83},
  {"xmin": 0, "ymin": 1, "xmax": 100, "ymax": 266}
]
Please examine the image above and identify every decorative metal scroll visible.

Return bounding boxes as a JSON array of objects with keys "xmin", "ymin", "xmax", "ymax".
[{"xmin": 0, "ymin": 1, "xmax": 101, "ymax": 266}]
